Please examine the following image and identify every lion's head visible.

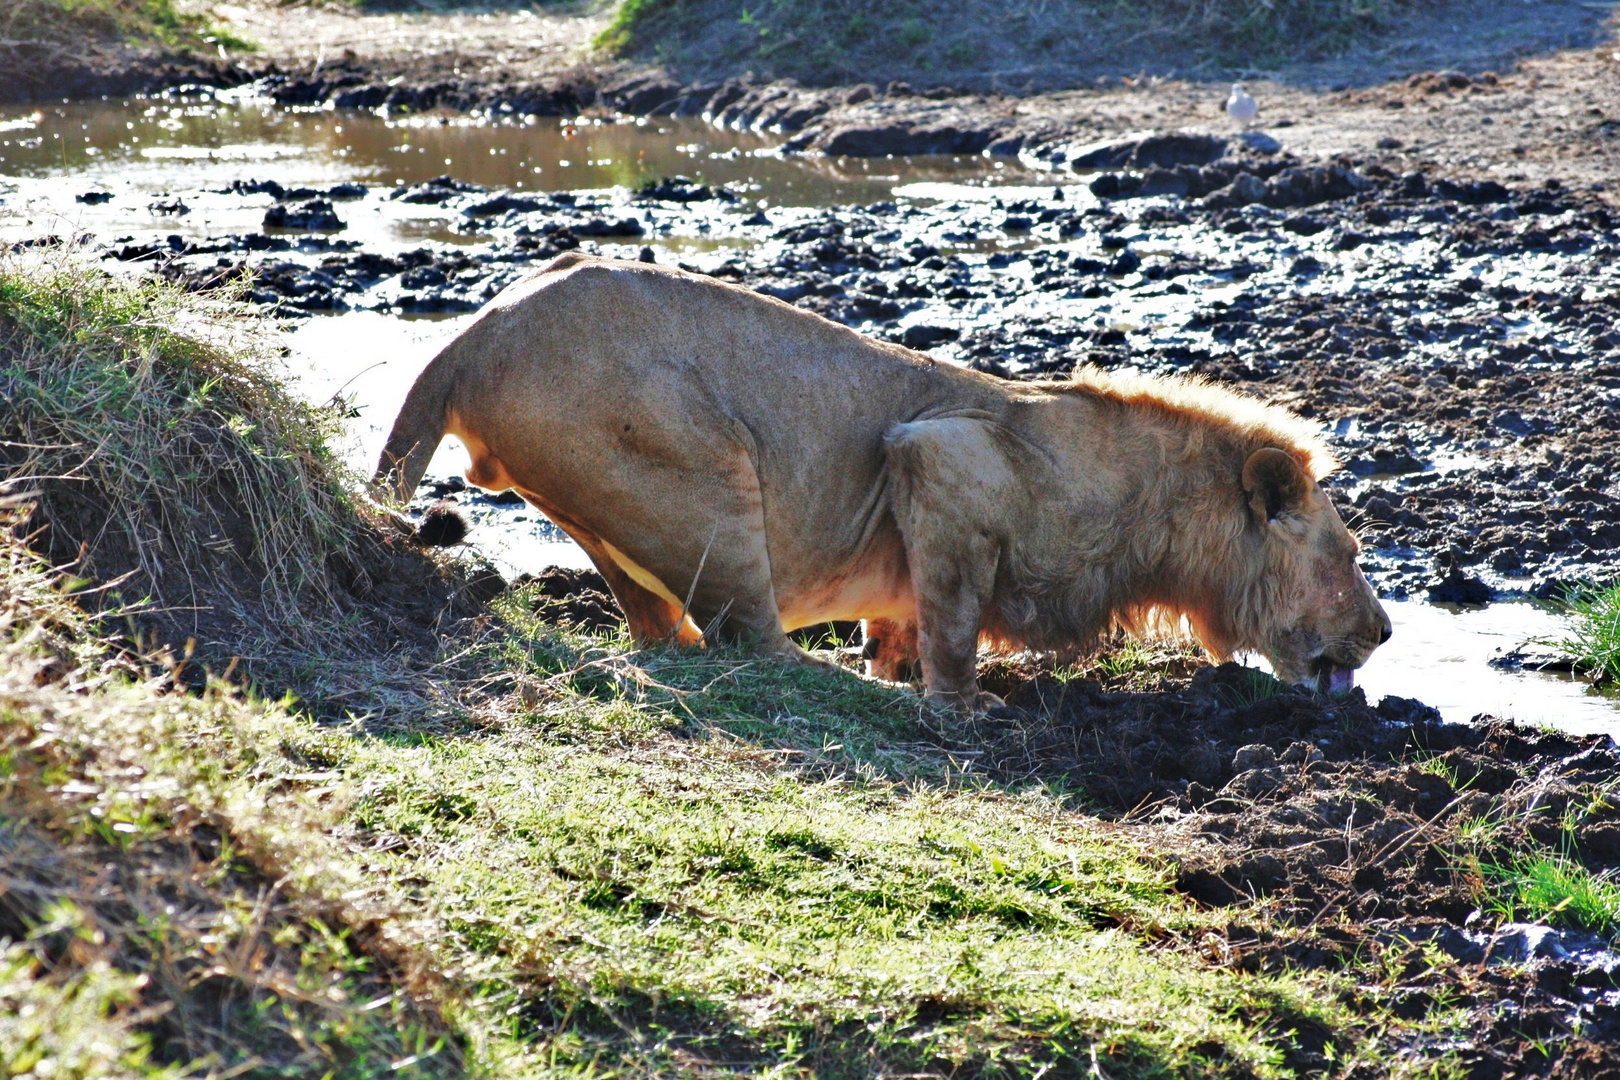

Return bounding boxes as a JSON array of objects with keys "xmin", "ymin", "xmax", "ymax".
[{"xmin": 1211, "ymin": 448, "xmax": 1392, "ymax": 692}]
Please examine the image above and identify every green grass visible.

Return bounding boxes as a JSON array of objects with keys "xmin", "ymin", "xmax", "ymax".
[
  {"xmin": 1480, "ymin": 850, "xmax": 1620, "ymax": 939},
  {"xmin": 0, "ymin": 0, "xmax": 249, "ymax": 53},
  {"xmin": 1215, "ymin": 665, "xmax": 1287, "ymax": 708},
  {"xmin": 1545, "ymin": 581, "xmax": 1620, "ymax": 685},
  {"xmin": 1410, "ymin": 750, "xmax": 1471, "ymax": 792},
  {"xmin": 1, "ymin": 915, "xmax": 158, "ymax": 1080},
  {"xmin": 0, "ymin": 516, "xmax": 462, "ymax": 1078},
  {"xmin": 596, "ymin": 0, "xmax": 1426, "ymax": 82},
  {"xmin": 1444, "ymin": 774, "xmax": 1620, "ymax": 940}
]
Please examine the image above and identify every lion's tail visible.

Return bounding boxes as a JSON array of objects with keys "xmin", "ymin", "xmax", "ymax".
[{"xmin": 372, "ymin": 343, "xmax": 458, "ymax": 504}]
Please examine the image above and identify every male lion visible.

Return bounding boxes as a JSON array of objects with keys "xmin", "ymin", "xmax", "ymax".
[{"xmin": 376, "ymin": 253, "xmax": 1390, "ymax": 711}]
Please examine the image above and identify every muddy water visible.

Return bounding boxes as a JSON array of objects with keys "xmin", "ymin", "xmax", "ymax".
[
  {"xmin": 0, "ymin": 91, "xmax": 1036, "ymax": 247},
  {"xmin": 4, "ymin": 91, "xmax": 1614, "ymax": 733}
]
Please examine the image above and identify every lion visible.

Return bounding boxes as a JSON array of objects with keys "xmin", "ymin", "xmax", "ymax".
[{"xmin": 375, "ymin": 252, "xmax": 1391, "ymax": 711}]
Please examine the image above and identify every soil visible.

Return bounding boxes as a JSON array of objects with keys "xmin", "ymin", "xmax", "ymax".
[
  {"xmin": 983, "ymin": 663, "xmax": 1620, "ymax": 1080},
  {"xmin": 516, "ymin": 565, "xmax": 623, "ymax": 634}
]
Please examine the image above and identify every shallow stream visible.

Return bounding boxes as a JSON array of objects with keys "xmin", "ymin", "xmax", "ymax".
[{"xmin": 4, "ymin": 90, "xmax": 1615, "ymax": 734}]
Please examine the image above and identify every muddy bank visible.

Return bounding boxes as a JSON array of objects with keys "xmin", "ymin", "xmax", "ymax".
[
  {"xmin": 0, "ymin": 43, "xmax": 252, "ymax": 105},
  {"xmin": 991, "ymin": 664, "xmax": 1620, "ymax": 1079},
  {"xmin": 15, "ymin": 30, "xmax": 1620, "ymax": 196}
]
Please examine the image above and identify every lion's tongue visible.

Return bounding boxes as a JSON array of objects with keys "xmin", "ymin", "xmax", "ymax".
[{"xmin": 1318, "ymin": 665, "xmax": 1355, "ymax": 694}]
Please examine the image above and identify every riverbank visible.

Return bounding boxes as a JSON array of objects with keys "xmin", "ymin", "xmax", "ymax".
[
  {"xmin": 2, "ymin": 256, "xmax": 1619, "ymax": 1077},
  {"xmin": 6, "ymin": 0, "xmax": 1620, "ymax": 194},
  {"xmin": 0, "ymin": 0, "xmax": 248, "ymax": 103}
]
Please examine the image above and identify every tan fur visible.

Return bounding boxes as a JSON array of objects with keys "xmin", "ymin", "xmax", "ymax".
[{"xmin": 375, "ymin": 253, "xmax": 1390, "ymax": 711}]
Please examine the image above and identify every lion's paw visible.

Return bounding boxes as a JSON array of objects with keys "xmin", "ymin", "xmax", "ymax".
[{"xmin": 924, "ymin": 688, "xmax": 1008, "ymax": 716}]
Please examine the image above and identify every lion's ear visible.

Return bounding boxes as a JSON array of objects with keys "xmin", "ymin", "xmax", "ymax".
[{"xmin": 1243, "ymin": 448, "xmax": 1313, "ymax": 525}]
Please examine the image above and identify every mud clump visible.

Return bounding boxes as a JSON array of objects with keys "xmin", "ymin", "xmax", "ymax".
[{"xmin": 519, "ymin": 567, "xmax": 623, "ymax": 634}]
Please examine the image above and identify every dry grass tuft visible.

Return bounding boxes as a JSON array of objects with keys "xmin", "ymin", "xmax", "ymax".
[
  {"xmin": 0, "ymin": 255, "xmax": 356, "ymax": 629},
  {"xmin": 0, "ymin": 252, "xmax": 484, "ymax": 724}
]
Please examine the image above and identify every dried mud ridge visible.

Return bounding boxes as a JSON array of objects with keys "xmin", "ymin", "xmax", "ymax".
[
  {"xmin": 528, "ymin": 567, "xmax": 1620, "ymax": 1079},
  {"xmin": 126, "ymin": 128, "xmax": 1620, "ymax": 601}
]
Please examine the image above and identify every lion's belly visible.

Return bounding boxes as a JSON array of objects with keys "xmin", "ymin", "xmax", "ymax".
[{"xmin": 774, "ymin": 552, "xmax": 914, "ymax": 630}]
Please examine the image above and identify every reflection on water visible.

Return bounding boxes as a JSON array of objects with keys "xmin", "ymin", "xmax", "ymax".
[
  {"xmin": 1245, "ymin": 600, "xmax": 1619, "ymax": 735},
  {"xmin": 1354, "ymin": 600, "xmax": 1617, "ymax": 735},
  {"xmin": 0, "ymin": 92, "xmax": 1056, "ymax": 209}
]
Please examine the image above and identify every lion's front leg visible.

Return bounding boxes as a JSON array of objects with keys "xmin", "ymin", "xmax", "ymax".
[
  {"xmin": 883, "ymin": 415, "xmax": 1022, "ymax": 714},
  {"xmin": 912, "ymin": 570, "xmax": 1004, "ymax": 714}
]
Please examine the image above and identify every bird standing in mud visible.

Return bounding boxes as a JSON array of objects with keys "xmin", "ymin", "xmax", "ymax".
[{"xmin": 1226, "ymin": 82, "xmax": 1259, "ymax": 128}]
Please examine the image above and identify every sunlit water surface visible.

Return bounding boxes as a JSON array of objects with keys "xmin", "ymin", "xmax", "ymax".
[{"xmin": 0, "ymin": 92, "xmax": 1053, "ymax": 248}]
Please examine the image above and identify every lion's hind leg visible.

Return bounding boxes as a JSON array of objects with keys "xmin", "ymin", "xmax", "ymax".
[{"xmin": 862, "ymin": 618, "xmax": 920, "ymax": 683}]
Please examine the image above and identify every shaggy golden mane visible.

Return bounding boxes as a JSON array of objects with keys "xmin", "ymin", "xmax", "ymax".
[{"xmin": 1045, "ymin": 365, "xmax": 1340, "ymax": 481}]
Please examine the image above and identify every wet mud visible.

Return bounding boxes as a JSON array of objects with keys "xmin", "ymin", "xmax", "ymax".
[
  {"xmin": 0, "ymin": 44, "xmax": 250, "ymax": 106},
  {"xmin": 981, "ymin": 661, "xmax": 1620, "ymax": 1079}
]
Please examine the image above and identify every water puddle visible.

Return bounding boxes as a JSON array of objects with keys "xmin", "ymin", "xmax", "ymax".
[
  {"xmin": 1333, "ymin": 601, "xmax": 1614, "ymax": 735},
  {"xmin": 0, "ymin": 92, "xmax": 1070, "ymax": 249}
]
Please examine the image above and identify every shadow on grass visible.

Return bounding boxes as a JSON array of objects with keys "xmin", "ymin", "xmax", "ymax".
[{"xmin": 415, "ymin": 583, "xmax": 1430, "ymax": 817}]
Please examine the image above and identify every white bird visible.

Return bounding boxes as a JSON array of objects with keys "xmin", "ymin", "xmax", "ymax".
[{"xmin": 1225, "ymin": 82, "xmax": 1259, "ymax": 129}]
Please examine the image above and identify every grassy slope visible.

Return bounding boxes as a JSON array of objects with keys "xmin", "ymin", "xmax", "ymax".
[
  {"xmin": 0, "ymin": 257, "xmax": 1485, "ymax": 1077},
  {"xmin": 1, "ymin": 0, "xmax": 248, "ymax": 54},
  {"xmin": 332, "ymin": 603, "xmax": 1351, "ymax": 1076},
  {"xmin": 598, "ymin": 0, "xmax": 1425, "ymax": 86},
  {"xmin": 0, "ymin": 559, "xmax": 1368, "ymax": 1078}
]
